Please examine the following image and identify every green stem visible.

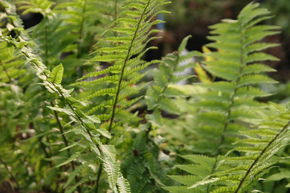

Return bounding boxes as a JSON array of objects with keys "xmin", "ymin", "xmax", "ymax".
[
  {"xmin": 95, "ymin": 0, "xmax": 152, "ymax": 192},
  {"xmin": 206, "ymin": 21, "xmax": 247, "ymax": 193}
]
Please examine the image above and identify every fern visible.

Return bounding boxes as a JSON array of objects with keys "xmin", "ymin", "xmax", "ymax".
[
  {"xmin": 194, "ymin": 2, "xmax": 279, "ymax": 154},
  {"xmin": 198, "ymin": 104, "xmax": 290, "ymax": 193},
  {"xmin": 146, "ymin": 35, "xmax": 197, "ymax": 121},
  {"xmin": 55, "ymin": 0, "xmax": 122, "ymax": 57},
  {"xmin": 166, "ymin": 2, "xmax": 283, "ymax": 193},
  {"xmin": 73, "ymin": 0, "xmax": 169, "ymax": 137},
  {"xmin": 0, "ymin": 41, "xmax": 26, "ymax": 83},
  {"xmin": 1, "ymin": 1, "xmax": 289, "ymax": 193},
  {"xmin": 72, "ymin": 0, "xmax": 170, "ymax": 191},
  {"xmin": 1, "ymin": 1, "xmax": 131, "ymax": 192}
]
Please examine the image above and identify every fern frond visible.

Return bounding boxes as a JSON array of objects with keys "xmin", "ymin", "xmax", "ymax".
[
  {"xmin": 190, "ymin": 2, "xmax": 278, "ymax": 155},
  {"xmin": 1, "ymin": 1, "xmax": 132, "ymax": 192},
  {"xmin": 167, "ymin": 2, "xmax": 281, "ymax": 193},
  {"xmin": 16, "ymin": 0, "xmax": 54, "ymax": 15},
  {"xmin": 203, "ymin": 104, "xmax": 290, "ymax": 193},
  {"xmin": 55, "ymin": 0, "xmax": 122, "ymax": 57},
  {"xmin": 146, "ymin": 36, "xmax": 197, "ymax": 117},
  {"xmin": 74, "ymin": 0, "xmax": 169, "ymax": 134},
  {"xmin": 28, "ymin": 15, "xmax": 71, "ymax": 67}
]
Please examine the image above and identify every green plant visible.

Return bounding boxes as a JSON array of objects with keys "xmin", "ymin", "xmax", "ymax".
[{"xmin": 0, "ymin": 1, "xmax": 289, "ymax": 193}]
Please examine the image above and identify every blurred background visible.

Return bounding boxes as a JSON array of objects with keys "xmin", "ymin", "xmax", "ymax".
[
  {"xmin": 152, "ymin": 0, "xmax": 290, "ymax": 83},
  {"xmin": 20, "ymin": 0, "xmax": 290, "ymax": 97}
]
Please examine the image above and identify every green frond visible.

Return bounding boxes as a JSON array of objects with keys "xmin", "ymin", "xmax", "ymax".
[
  {"xmin": 55, "ymin": 0, "xmax": 122, "ymax": 56},
  {"xmin": 28, "ymin": 16, "xmax": 71, "ymax": 67},
  {"xmin": 167, "ymin": 3, "xmax": 282, "ymax": 193},
  {"xmin": 206, "ymin": 105, "xmax": 290, "ymax": 193},
  {"xmin": 189, "ymin": 2, "xmax": 278, "ymax": 154},
  {"xmin": 1, "ymin": 1, "xmax": 131, "ymax": 192},
  {"xmin": 121, "ymin": 131, "xmax": 171, "ymax": 193},
  {"xmin": 74, "ymin": 0, "xmax": 169, "ymax": 133},
  {"xmin": 145, "ymin": 36, "xmax": 198, "ymax": 123}
]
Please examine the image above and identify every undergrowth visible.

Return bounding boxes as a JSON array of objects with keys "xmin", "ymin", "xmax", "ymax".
[{"xmin": 0, "ymin": 1, "xmax": 289, "ymax": 193}]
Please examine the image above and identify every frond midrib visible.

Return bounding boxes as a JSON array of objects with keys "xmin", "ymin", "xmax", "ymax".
[
  {"xmin": 206, "ymin": 18, "xmax": 248, "ymax": 193},
  {"xmin": 107, "ymin": 0, "xmax": 152, "ymax": 133}
]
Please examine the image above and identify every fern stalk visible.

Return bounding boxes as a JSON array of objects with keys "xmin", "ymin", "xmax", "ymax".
[
  {"xmin": 107, "ymin": 0, "xmax": 152, "ymax": 133},
  {"xmin": 206, "ymin": 27, "xmax": 247, "ymax": 192},
  {"xmin": 95, "ymin": 1, "xmax": 153, "ymax": 191}
]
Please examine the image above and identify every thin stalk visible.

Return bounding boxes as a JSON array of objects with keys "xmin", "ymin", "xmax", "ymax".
[
  {"xmin": 95, "ymin": 1, "xmax": 152, "ymax": 192},
  {"xmin": 114, "ymin": 0, "xmax": 118, "ymax": 22},
  {"xmin": 206, "ymin": 21, "xmax": 247, "ymax": 193}
]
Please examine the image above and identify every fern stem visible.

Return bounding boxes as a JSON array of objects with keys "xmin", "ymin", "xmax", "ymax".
[
  {"xmin": 107, "ymin": 0, "xmax": 152, "ymax": 133},
  {"xmin": 95, "ymin": 164, "xmax": 103, "ymax": 193},
  {"xmin": 234, "ymin": 120, "xmax": 290, "ymax": 193},
  {"xmin": 0, "ymin": 157, "xmax": 19, "ymax": 190},
  {"xmin": 95, "ymin": 1, "xmax": 152, "ymax": 192},
  {"xmin": 114, "ymin": 0, "xmax": 118, "ymax": 21},
  {"xmin": 51, "ymin": 102, "xmax": 70, "ymax": 154},
  {"xmin": 207, "ymin": 21, "xmax": 247, "ymax": 193},
  {"xmin": 19, "ymin": 48, "xmax": 101, "ymax": 192}
]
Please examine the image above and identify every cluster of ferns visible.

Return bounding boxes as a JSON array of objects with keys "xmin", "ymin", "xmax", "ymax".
[{"xmin": 0, "ymin": 0, "xmax": 289, "ymax": 193}]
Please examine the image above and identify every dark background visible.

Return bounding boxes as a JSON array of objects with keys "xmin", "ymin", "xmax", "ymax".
[{"xmin": 20, "ymin": 0, "xmax": 290, "ymax": 82}]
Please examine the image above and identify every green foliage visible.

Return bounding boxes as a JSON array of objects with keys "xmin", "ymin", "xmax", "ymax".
[
  {"xmin": 165, "ymin": 2, "xmax": 289, "ymax": 193},
  {"xmin": 0, "ymin": 1, "xmax": 289, "ymax": 193}
]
